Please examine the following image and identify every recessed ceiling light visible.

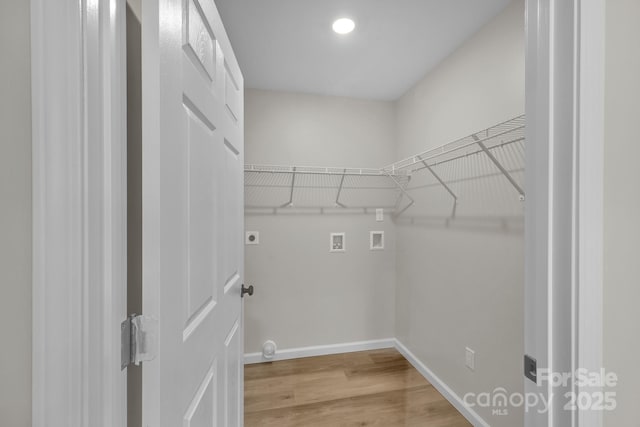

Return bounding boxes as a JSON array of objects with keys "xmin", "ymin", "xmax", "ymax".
[{"xmin": 332, "ymin": 18, "xmax": 355, "ymax": 35}]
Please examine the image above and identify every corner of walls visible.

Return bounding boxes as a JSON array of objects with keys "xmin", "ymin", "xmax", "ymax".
[{"xmin": 394, "ymin": 339, "xmax": 490, "ymax": 427}]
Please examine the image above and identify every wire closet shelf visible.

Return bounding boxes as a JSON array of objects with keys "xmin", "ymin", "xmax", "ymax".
[
  {"xmin": 244, "ymin": 115, "xmax": 525, "ymax": 216},
  {"xmin": 244, "ymin": 165, "xmax": 410, "ymax": 213}
]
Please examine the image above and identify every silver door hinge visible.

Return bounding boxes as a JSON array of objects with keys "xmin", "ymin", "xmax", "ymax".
[
  {"xmin": 121, "ymin": 314, "xmax": 158, "ymax": 370},
  {"xmin": 524, "ymin": 354, "xmax": 537, "ymax": 384}
]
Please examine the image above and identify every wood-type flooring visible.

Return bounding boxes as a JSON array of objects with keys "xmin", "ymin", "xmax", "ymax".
[{"xmin": 244, "ymin": 348, "xmax": 472, "ymax": 426}]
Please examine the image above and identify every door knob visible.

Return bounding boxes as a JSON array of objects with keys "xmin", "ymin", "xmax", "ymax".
[{"xmin": 241, "ymin": 284, "xmax": 254, "ymax": 297}]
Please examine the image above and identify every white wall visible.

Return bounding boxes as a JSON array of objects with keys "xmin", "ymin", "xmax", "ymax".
[
  {"xmin": 603, "ymin": 0, "xmax": 640, "ymax": 425},
  {"xmin": 244, "ymin": 89, "xmax": 397, "ymax": 354},
  {"xmin": 394, "ymin": 1, "xmax": 524, "ymax": 426},
  {"xmin": 245, "ymin": 89, "xmax": 396, "ymax": 167},
  {"xmin": 0, "ymin": 1, "xmax": 32, "ymax": 426}
]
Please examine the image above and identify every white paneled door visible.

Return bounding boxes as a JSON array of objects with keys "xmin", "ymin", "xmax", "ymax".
[{"xmin": 141, "ymin": 0, "xmax": 245, "ymax": 425}]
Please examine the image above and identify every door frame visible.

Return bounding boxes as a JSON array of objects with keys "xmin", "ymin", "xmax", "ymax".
[
  {"xmin": 524, "ymin": 0, "xmax": 605, "ymax": 426},
  {"xmin": 31, "ymin": 0, "xmax": 606, "ymax": 426},
  {"xmin": 31, "ymin": 0, "xmax": 127, "ymax": 425}
]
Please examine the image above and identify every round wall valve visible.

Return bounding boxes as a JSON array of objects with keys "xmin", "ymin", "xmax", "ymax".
[
  {"xmin": 246, "ymin": 231, "xmax": 259, "ymax": 245},
  {"xmin": 262, "ymin": 340, "xmax": 277, "ymax": 360}
]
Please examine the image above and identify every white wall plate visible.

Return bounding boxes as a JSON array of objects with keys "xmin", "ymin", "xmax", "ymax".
[
  {"xmin": 370, "ymin": 231, "xmax": 384, "ymax": 250},
  {"xmin": 330, "ymin": 232, "xmax": 345, "ymax": 252},
  {"xmin": 246, "ymin": 231, "xmax": 259, "ymax": 245}
]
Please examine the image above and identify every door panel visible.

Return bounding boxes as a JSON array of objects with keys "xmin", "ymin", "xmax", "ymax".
[
  {"xmin": 224, "ymin": 320, "xmax": 241, "ymax": 426},
  {"xmin": 142, "ymin": 0, "xmax": 244, "ymax": 425},
  {"xmin": 183, "ymin": 362, "xmax": 216, "ymax": 426},
  {"xmin": 224, "ymin": 63, "xmax": 241, "ymax": 123}
]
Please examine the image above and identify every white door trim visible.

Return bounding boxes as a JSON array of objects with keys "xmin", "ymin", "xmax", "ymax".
[
  {"xmin": 30, "ymin": 0, "xmax": 605, "ymax": 425},
  {"xmin": 524, "ymin": 0, "xmax": 604, "ymax": 425},
  {"xmin": 31, "ymin": 0, "xmax": 127, "ymax": 425},
  {"xmin": 574, "ymin": 2, "xmax": 605, "ymax": 426}
]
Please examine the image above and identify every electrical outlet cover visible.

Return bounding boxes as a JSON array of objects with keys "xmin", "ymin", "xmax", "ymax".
[{"xmin": 465, "ymin": 347, "xmax": 475, "ymax": 371}]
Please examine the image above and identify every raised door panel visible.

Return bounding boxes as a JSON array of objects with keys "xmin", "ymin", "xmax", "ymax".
[{"xmin": 143, "ymin": 0, "xmax": 243, "ymax": 425}]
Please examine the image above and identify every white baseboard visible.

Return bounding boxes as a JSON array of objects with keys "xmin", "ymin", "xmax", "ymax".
[
  {"xmin": 243, "ymin": 338, "xmax": 395, "ymax": 365},
  {"xmin": 393, "ymin": 339, "xmax": 489, "ymax": 427},
  {"xmin": 244, "ymin": 337, "xmax": 488, "ymax": 426}
]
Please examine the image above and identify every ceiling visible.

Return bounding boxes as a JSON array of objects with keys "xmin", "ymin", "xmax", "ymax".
[{"xmin": 215, "ymin": 0, "xmax": 511, "ymax": 100}]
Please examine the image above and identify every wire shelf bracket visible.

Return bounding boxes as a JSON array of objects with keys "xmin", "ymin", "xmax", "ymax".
[
  {"xmin": 334, "ymin": 169, "xmax": 347, "ymax": 208},
  {"xmin": 384, "ymin": 170, "xmax": 415, "ymax": 217},
  {"xmin": 417, "ymin": 154, "xmax": 458, "ymax": 218},
  {"xmin": 280, "ymin": 166, "xmax": 296, "ymax": 208},
  {"xmin": 472, "ymin": 134, "xmax": 525, "ymax": 201}
]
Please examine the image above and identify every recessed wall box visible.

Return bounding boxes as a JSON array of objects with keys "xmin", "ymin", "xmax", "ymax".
[
  {"xmin": 330, "ymin": 233, "xmax": 345, "ymax": 252},
  {"xmin": 370, "ymin": 231, "xmax": 384, "ymax": 250}
]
